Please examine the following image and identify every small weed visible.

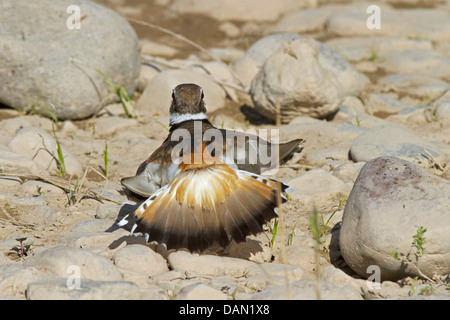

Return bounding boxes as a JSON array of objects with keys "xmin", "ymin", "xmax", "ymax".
[
  {"xmin": 370, "ymin": 49, "xmax": 378, "ymax": 62},
  {"xmin": 432, "ymin": 110, "xmax": 439, "ymax": 122},
  {"xmin": 53, "ymin": 124, "xmax": 66, "ymax": 176},
  {"xmin": 310, "ymin": 207, "xmax": 321, "ymax": 244},
  {"xmin": 68, "ymin": 177, "xmax": 80, "ymax": 205},
  {"xmin": 419, "ymin": 285, "xmax": 434, "ymax": 295},
  {"xmin": 313, "ymin": 195, "xmax": 347, "ymax": 240},
  {"xmin": 154, "ymin": 120, "xmax": 170, "ymax": 132},
  {"xmin": 391, "ymin": 250, "xmax": 399, "ymax": 260},
  {"xmin": 409, "ymin": 277, "xmax": 419, "ymax": 296},
  {"xmin": 412, "ymin": 226, "xmax": 427, "ymax": 257},
  {"xmin": 392, "ymin": 226, "xmax": 434, "ymax": 282},
  {"xmin": 370, "ymin": 48, "xmax": 385, "ymax": 63},
  {"xmin": 287, "ymin": 219, "xmax": 298, "ymax": 246},
  {"xmin": 95, "ymin": 69, "xmax": 137, "ymax": 119},
  {"xmin": 270, "ymin": 218, "xmax": 279, "ymax": 248},
  {"xmin": 103, "ymin": 142, "xmax": 108, "ymax": 177},
  {"xmin": 351, "ymin": 108, "xmax": 360, "ymax": 127}
]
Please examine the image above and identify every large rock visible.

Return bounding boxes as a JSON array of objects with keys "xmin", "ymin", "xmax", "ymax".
[
  {"xmin": 380, "ymin": 49, "xmax": 450, "ymax": 81},
  {"xmin": 377, "ymin": 74, "xmax": 449, "ymax": 102},
  {"xmin": 175, "ymin": 282, "xmax": 228, "ymax": 300},
  {"xmin": 349, "ymin": 124, "xmax": 450, "ymax": 167},
  {"xmin": 25, "ymin": 246, "xmax": 123, "ymax": 281},
  {"xmin": 8, "ymin": 126, "xmax": 83, "ymax": 177},
  {"xmin": 113, "ymin": 244, "xmax": 168, "ymax": 282},
  {"xmin": 286, "ymin": 169, "xmax": 351, "ymax": 208},
  {"xmin": 26, "ymin": 278, "xmax": 140, "ymax": 300},
  {"xmin": 0, "ymin": 0, "xmax": 140, "ymax": 120},
  {"xmin": 0, "ymin": 148, "xmax": 46, "ymax": 177},
  {"xmin": 250, "ymin": 280, "xmax": 362, "ymax": 300},
  {"xmin": 232, "ymin": 33, "xmax": 300, "ymax": 89},
  {"xmin": 167, "ymin": 251, "xmax": 304, "ymax": 282},
  {"xmin": 0, "ymin": 264, "xmax": 48, "ymax": 298},
  {"xmin": 250, "ymin": 37, "xmax": 369, "ymax": 123},
  {"xmin": 340, "ymin": 156, "xmax": 450, "ymax": 281}
]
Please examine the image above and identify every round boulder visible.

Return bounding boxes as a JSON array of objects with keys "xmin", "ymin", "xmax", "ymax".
[
  {"xmin": 340, "ymin": 156, "xmax": 450, "ymax": 281},
  {"xmin": 250, "ymin": 37, "xmax": 368, "ymax": 123},
  {"xmin": 0, "ymin": 0, "xmax": 140, "ymax": 120}
]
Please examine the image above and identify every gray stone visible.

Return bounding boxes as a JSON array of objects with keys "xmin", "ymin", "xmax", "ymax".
[
  {"xmin": 0, "ymin": 117, "xmax": 32, "ymax": 137},
  {"xmin": 10, "ymin": 196, "xmax": 46, "ymax": 207},
  {"xmin": 380, "ymin": 49, "xmax": 450, "ymax": 81},
  {"xmin": 0, "ymin": 0, "xmax": 140, "ymax": 120},
  {"xmin": 326, "ymin": 37, "xmax": 433, "ymax": 63},
  {"xmin": 340, "ymin": 156, "xmax": 450, "ymax": 281},
  {"xmin": 139, "ymin": 40, "xmax": 178, "ymax": 58},
  {"xmin": 250, "ymin": 280, "xmax": 363, "ymax": 300},
  {"xmin": 218, "ymin": 22, "xmax": 241, "ymax": 38},
  {"xmin": 435, "ymin": 102, "xmax": 450, "ymax": 123},
  {"xmin": 0, "ymin": 264, "xmax": 48, "ymax": 298},
  {"xmin": 363, "ymin": 280, "xmax": 411, "ymax": 299},
  {"xmin": 349, "ymin": 124, "xmax": 450, "ymax": 166},
  {"xmin": 0, "ymin": 176, "xmax": 21, "ymax": 193},
  {"xmin": 251, "ymin": 37, "xmax": 368, "ymax": 122},
  {"xmin": 167, "ymin": 251, "xmax": 256, "ymax": 278},
  {"xmin": 320, "ymin": 266, "xmax": 362, "ymax": 294},
  {"xmin": 286, "ymin": 169, "xmax": 351, "ymax": 207},
  {"xmin": 94, "ymin": 117, "xmax": 139, "ymax": 137},
  {"xmin": 21, "ymin": 205, "xmax": 60, "ymax": 225},
  {"xmin": 363, "ymin": 93, "xmax": 412, "ymax": 116},
  {"xmin": 281, "ymin": 120, "xmax": 365, "ymax": 143},
  {"xmin": 8, "ymin": 127, "xmax": 83, "ymax": 177},
  {"xmin": 208, "ymin": 48, "xmax": 245, "ymax": 64},
  {"xmin": 90, "ymin": 188, "xmax": 129, "ymax": 205},
  {"xmin": 333, "ymin": 162, "xmax": 366, "ymax": 183},
  {"xmin": 0, "ymin": 148, "xmax": 45, "ymax": 177},
  {"xmin": 377, "ymin": 74, "xmax": 449, "ymax": 102},
  {"xmin": 271, "ymin": 8, "xmax": 329, "ymax": 34},
  {"xmin": 0, "ymin": 253, "xmax": 11, "ymax": 266},
  {"xmin": 175, "ymin": 282, "xmax": 228, "ymax": 300},
  {"xmin": 284, "ymin": 240, "xmax": 330, "ymax": 279},
  {"xmin": 232, "ymin": 33, "xmax": 300, "ymax": 89},
  {"xmin": 20, "ymin": 180, "xmax": 65, "ymax": 195},
  {"xmin": 96, "ymin": 203, "xmax": 137, "ymax": 220},
  {"xmin": 95, "ymin": 203, "xmax": 121, "ymax": 220},
  {"xmin": 57, "ymin": 230, "xmax": 144, "ymax": 249},
  {"xmin": 210, "ymin": 277, "xmax": 237, "ymax": 296},
  {"xmin": 317, "ymin": 42, "xmax": 370, "ymax": 98},
  {"xmin": 25, "ymin": 246, "xmax": 123, "ymax": 281},
  {"xmin": 113, "ymin": 244, "xmax": 168, "ymax": 281},
  {"xmin": 337, "ymin": 105, "xmax": 387, "ymax": 129},
  {"xmin": 26, "ymin": 278, "xmax": 140, "ymax": 300},
  {"xmin": 305, "ymin": 147, "xmax": 350, "ymax": 166},
  {"xmin": 70, "ymin": 219, "xmax": 117, "ymax": 233}
]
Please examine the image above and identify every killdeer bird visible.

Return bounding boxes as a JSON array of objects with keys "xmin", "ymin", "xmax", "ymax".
[
  {"xmin": 118, "ymin": 83, "xmax": 304, "ymax": 252},
  {"xmin": 122, "ymin": 87, "xmax": 303, "ymax": 198}
]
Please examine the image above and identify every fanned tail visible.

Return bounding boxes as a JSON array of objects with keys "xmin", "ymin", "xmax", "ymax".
[{"xmin": 117, "ymin": 164, "xmax": 292, "ymax": 253}]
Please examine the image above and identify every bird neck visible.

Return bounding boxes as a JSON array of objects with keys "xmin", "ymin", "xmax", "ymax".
[{"xmin": 169, "ymin": 112, "xmax": 209, "ymax": 127}]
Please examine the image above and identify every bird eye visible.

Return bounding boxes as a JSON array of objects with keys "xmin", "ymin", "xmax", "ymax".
[
  {"xmin": 200, "ymin": 90, "xmax": 204, "ymax": 100},
  {"xmin": 172, "ymin": 90, "xmax": 176, "ymax": 100}
]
